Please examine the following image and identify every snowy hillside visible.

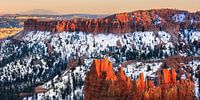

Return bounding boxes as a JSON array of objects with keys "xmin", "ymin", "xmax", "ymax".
[{"xmin": 0, "ymin": 30, "xmax": 199, "ymax": 99}]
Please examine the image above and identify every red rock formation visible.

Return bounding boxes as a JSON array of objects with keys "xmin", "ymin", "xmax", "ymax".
[
  {"xmin": 24, "ymin": 9, "xmax": 200, "ymax": 34},
  {"xmin": 162, "ymin": 69, "xmax": 171, "ymax": 84},
  {"xmin": 163, "ymin": 55, "xmax": 200, "ymax": 80},
  {"xmin": 93, "ymin": 58, "xmax": 117, "ymax": 80},
  {"xmin": 17, "ymin": 93, "xmax": 34, "ymax": 99},
  {"xmin": 84, "ymin": 58, "xmax": 133, "ymax": 99},
  {"xmin": 136, "ymin": 72, "xmax": 145, "ymax": 92},
  {"xmin": 33, "ymin": 86, "xmax": 48, "ymax": 93},
  {"xmin": 84, "ymin": 58, "xmax": 196, "ymax": 100},
  {"xmin": 17, "ymin": 86, "xmax": 48, "ymax": 99}
]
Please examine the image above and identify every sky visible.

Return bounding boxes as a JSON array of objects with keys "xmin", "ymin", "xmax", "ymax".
[{"xmin": 0, "ymin": 0, "xmax": 200, "ymax": 14}]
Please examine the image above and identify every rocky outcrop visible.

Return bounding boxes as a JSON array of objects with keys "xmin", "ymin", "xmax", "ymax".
[
  {"xmin": 84, "ymin": 58, "xmax": 196, "ymax": 100},
  {"xmin": 84, "ymin": 58, "xmax": 132, "ymax": 99},
  {"xmin": 33, "ymin": 86, "xmax": 48, "ymax": 93},
  {"xmin": 24, "ymin": 9, "xmax": 200, "ymax": 34},
  {"xmin": 162, "ymin": 55, "xmax": 200, "ymax": 80}
]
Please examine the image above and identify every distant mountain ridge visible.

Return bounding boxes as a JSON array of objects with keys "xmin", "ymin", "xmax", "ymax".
[{"xmin": 18, "ymin": 9, "xmax": 61, "ymax": 15}]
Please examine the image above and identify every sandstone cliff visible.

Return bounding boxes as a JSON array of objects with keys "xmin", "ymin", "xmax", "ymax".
[
  {"xmin": 24, "ymin": 9, "xmax": 200, "ymax": 34},
  {"xmin": 84, "ymin": 58, "xmax": 195, "ymax": 100}
]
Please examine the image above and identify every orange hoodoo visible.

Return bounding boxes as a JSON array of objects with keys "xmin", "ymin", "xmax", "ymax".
[
  {"xmin": 93, "ymin": 58, "xmax": 117, "ymax": 80},
  {"xmin": 162, "ymin": 68, "xmax": 177, "ymax": 84},
  {"xmin": 115, "ymin": 13, "xmax": 129, "ymax": 22},
  {"xmin": 84, "ymin": 58, "xmax": 195, "ymax": 100}
]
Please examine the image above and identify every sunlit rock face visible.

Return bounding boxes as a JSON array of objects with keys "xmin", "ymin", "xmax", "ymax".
[
  {"xmin": 0, "ymin": 28, "xmax": 23, "ymax": 39},
  {"xmin": 84, "ymin": 58, "xmax": 195, "ymax": 100},
  {"xmin": 24, "ymin": 9, "xmax": 200, "ymax": 34}
]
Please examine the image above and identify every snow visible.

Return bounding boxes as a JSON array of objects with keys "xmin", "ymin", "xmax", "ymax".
[
  {"xmin": 131, "ymin": 32, "xmax": 160, "ymax": 51},
  {"xmin": 181, "ymin": 30, "xmax": 200, "ymax": 43},
  {"xmin": 180, "ymin": 74, "xmax": 186, "ymax": 80},
  {"xmin": 154, "ymin": 15, "xmax": 162, "ymax": 25},
  {"xmin": 158, "ymin": 31, "xmax": 171, "ymax": 43},
  {"xmin": 1, "ymin": 30, "xmax": 194, "ymax": 69},
  {"xmin": 34, "ymin": 59, "xmax": 91, "ymax": 100},
  {"xmin": 0, "ymin": 30, "xmax": 198, "ymax": 83},
  {"xmin": 95, "ymin": 34, "xmax": 119, "ymax": 46},
  {"xmin": 29, "ymin": 59, "xmax": 163, "ymax": 99},
  {"xmin": 187, "ymin": 60, "xmax": 200, "ymax": 99},
  {"xmin": 0, "ymin": 30, "xmax": 200, "ymax": 99},
  {"xmin": 172, "ymin": 14, "xmax": 186, "ymax": 22},
  {"xmin": 124, "ymin": 62, "xmax": 162, "ymax": 80},
  {"xmin": 21, "ymin": 31, "xmax": 177, "ymax": 60},
  {"xmin": 0, "ymin": 56, "xmax": 48, "ymax": 82},
  {"xmin": 189, "ymin": 31, "xmax": 200, "ymax": 42}
]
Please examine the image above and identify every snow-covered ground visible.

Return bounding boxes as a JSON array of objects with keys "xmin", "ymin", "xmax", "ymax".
[
  {"xmin": 0, "ymin": 30, "xmax": 199, "ymax": 99},
  {"xmin": 172, "ymin": 13, "xmax": 186, "ymax": 22},
  {"xmin": 124, "ymin": 62, "xmax": 162, "ymax": 80},
  {"xmin": 21, "ymin": 31, "xmax": 171, "ymax": 57},
  {"xmin": 187, "ymin": 60, "xmax": 200, "ymax": 98},
  {"xmin": 181, "ymin": 30, "xmax": 200, "ymax": 43},
  {"xmin": 24, "ymin": 59, "xmax": 200, "ymax": 100},
  {"xmin": 23, "ymin": 59, "xmax": 92, "ymax": 100}
]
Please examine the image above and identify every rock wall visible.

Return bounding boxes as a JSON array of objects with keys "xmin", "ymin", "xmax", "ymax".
[
  {"xmin": 84, "ymin": 58, "xmax": 195, "ymax": 100},
  {"xmin": 24, "ymin": 9, "xmax": 200, "ymax": 34}
]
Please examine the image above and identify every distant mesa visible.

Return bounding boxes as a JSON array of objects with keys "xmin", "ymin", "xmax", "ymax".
[
  {"xmin": 23, "ymin": 9, "xmax": 200, "ymax": 34},
  {"xmin": 18, "ymin": 9, "xmax": 62, "ymax": 15}
]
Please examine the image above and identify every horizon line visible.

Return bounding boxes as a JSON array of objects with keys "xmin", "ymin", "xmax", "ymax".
[{"xmin": 1, "ymin": 8, "xmax": 200, "ymax": 16}]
